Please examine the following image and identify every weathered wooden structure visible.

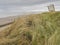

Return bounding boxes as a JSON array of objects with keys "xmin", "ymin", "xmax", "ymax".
[{"xmin": 48, "ymin": 4, "xmax": 55, "ymax": 12}]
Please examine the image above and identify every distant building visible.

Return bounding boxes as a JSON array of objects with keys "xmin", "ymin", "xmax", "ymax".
[{"xmin": 48, "ymin": 4, "xmax": 55, "ymax": 12}]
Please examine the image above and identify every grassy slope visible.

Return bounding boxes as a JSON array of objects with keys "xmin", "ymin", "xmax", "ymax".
[{"xmin": 0, "ymin": 12, "xmax": 60, "ymax": 45}]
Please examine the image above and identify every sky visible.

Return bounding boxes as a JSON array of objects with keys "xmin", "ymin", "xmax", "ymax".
[{"xmin": 0, "ymin": 0, "xmax": 60, "ymax": 18}]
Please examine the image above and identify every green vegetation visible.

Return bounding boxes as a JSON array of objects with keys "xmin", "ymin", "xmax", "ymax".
[{"xmin": 0, "ymin": 11, "xmax": 60, "ymax": 45}]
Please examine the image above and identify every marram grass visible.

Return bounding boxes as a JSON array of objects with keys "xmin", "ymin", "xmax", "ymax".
[{"xmin": 0, "ymin": 12, "xmax": 60, "ymax": 45}]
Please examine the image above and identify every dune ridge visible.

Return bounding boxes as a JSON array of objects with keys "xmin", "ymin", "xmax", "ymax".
[{"xmin": 0, "ymin": 12, "xmax": 60, "ymax": 45}]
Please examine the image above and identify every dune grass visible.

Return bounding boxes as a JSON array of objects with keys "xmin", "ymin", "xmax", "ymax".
[{"xmin": 0, "ymin": 11, "xmax": 60, "ymax": 45}]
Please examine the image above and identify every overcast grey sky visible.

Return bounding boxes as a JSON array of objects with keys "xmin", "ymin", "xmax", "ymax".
[{"xmin": 0, "ymin": 0, "xmax": 60, "ymax": 18}]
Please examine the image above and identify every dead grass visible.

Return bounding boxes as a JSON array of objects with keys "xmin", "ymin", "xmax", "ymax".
[{"xmin": 0, "ymin": 11, "xmax": 60, "ymax": 45}]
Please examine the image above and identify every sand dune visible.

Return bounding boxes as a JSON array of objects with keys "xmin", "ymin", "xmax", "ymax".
[{"xmin": 0, "ymin": 17, "xmax": 14, "ymax": 26}]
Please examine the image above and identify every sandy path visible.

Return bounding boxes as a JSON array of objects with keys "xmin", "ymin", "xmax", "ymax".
[{"xmin": 0, "ymin": 24, "xmax": 11, "ymax": 31}]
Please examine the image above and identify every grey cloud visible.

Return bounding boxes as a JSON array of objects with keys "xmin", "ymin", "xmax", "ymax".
[
  {"xmin": 0, "ymin": 1, "xmax": 60, "ymax": 18},
  {"xmin": 0, "ymin": 0, "xmax": 59, "ymax": 6}
]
